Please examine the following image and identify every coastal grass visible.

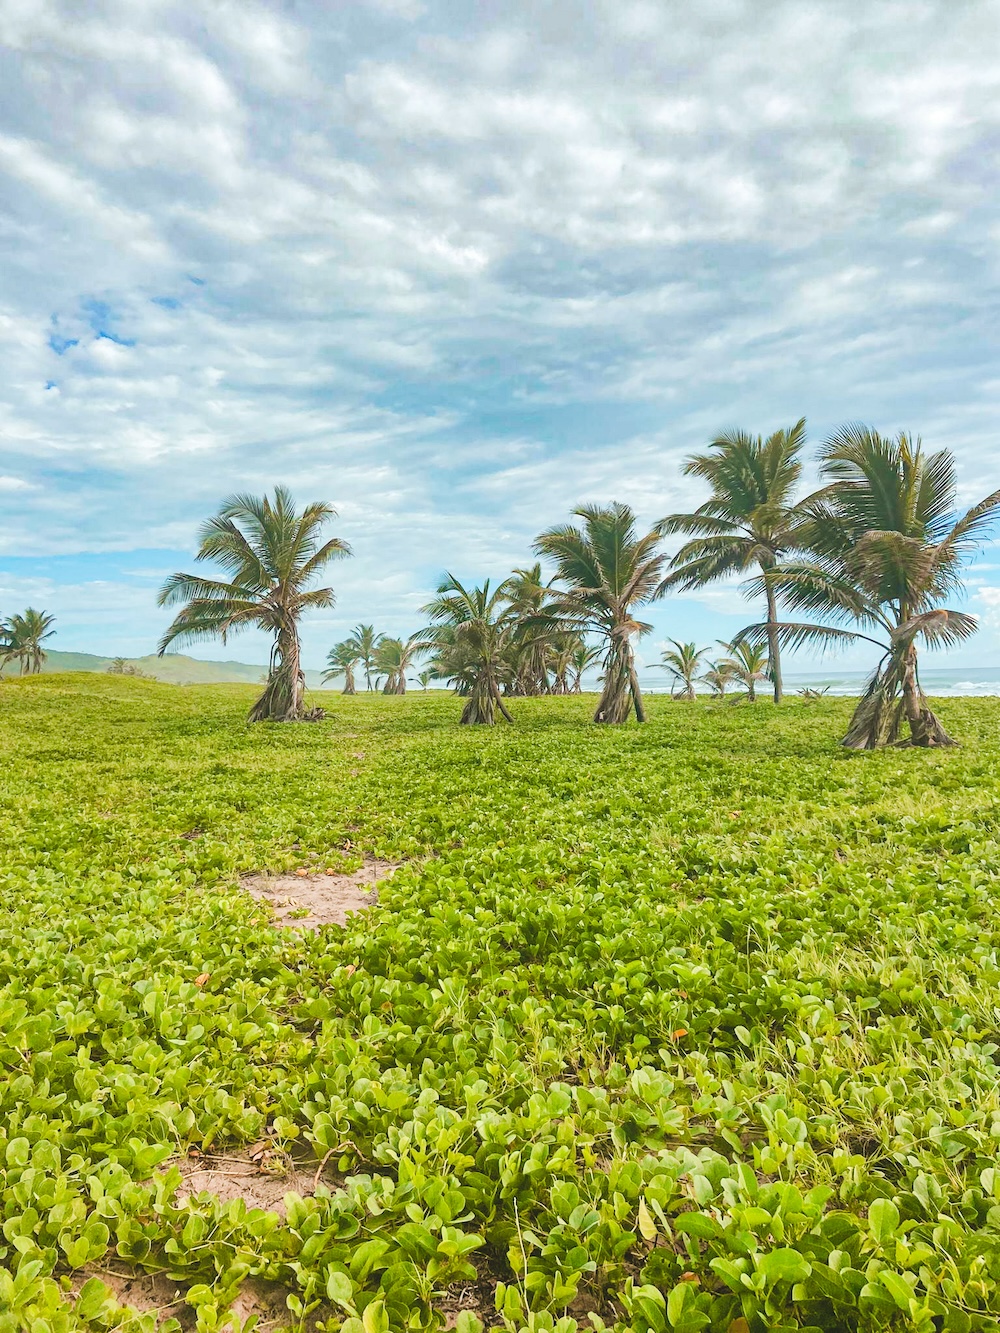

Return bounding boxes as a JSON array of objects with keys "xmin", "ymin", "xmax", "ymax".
[{"xmin": 2, "ymin": 674, "xmax": 1000, "ymax": 1330}]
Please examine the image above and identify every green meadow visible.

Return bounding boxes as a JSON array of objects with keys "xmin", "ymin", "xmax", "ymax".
[{"xmin": 3, "ymin": 674, "xmax": 1000, "ymax": 1331}]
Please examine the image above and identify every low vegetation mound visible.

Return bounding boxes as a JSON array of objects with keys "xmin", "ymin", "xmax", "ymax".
[{"xmin": 2, "ymin": 675, "xmax": 1000, "ymax": 1330}]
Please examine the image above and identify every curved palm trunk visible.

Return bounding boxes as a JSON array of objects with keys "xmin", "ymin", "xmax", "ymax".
[
  {"xmin": 342, "ymin": 669, "xmax": 356, "ymax": 695},
  {"xmin": 249, "ymin": 628, "xmax": 305, "ymax": 722},
  {"xmin": 596, "ymin": 631, "xmax": 644, "ymax": 723},
  {"xmin": 764, "ymin": 577, "xmax": 783, "ymax": 704}
]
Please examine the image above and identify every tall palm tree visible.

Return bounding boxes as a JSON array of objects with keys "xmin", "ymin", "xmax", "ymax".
[
  {"xmin": 1, "ymin": 608, "xmax": 56, "ymax": 674},
  {"xmin": 659, "ymin": 640, "xmax": 707, "ymax": 701},
  {"xmin": 420, "ymin": 576, "xmax": 516, "ymax": 724},
  {"xmin": 719, "ymin": 640, "xmax": 770, "ymax": 702},
  {"xmin": 348, "ymin": 624, "xmax": 383, "ymax": 691},
  {"xmin": 534, "ymin": 503, "xmax": 669, "ymax": 724},
  {"xmin": 374, "ymin": 635, "xmax": 422, "ymax": 694},
  {"xmin": 323, "ymin": 640, "xmax": 361, "ymax": 694},
  {"xmin": 659, "ymin": 420, "xmax": 806, "ymax": 703},
  {"xmin": 736, "ymin": 426, "xmax": 1000, "ymax": 747},
  {"xmin": 157, "ymin": 487, "xmax": 350, "ymax": 722}
]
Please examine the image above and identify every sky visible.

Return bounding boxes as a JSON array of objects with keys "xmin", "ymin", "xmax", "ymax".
[{"xmin": 1, "ymin": 0, "xmax": 999, "ymax": 672}]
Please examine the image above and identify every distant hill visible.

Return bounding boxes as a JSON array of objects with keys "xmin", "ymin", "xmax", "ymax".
[{"xmin": 2, "ymin": 649, "xmax": 328, "ymax": 688}]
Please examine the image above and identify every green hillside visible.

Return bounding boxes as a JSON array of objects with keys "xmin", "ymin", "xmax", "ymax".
[{"xmin": 1, "ymin": 649, "xmax": 327, "ymax": 688}]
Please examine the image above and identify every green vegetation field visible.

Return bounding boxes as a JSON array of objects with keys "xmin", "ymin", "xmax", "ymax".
[{"xmin": 3, "ymin": 675, "xmax": 1000, "ymax": 1332}]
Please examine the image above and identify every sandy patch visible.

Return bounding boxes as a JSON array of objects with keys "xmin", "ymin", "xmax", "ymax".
[
  {"xmin": 72, "ymin": 1269, "xmax": 291, "ymax": 1331},
  {"xmin": 242, "ymin": 856, "xmax": 397, "ymax": 928}
]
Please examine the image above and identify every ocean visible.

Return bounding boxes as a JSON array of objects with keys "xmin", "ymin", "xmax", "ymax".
[{"xmin": 632, "ymin": 666, "xmax": 1000, "ymax": 697}]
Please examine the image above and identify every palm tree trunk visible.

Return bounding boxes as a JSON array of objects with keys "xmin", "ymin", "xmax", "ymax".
[
  {"xmin": 249, "ymin": 629, "xmax": 304, "ymax": 722},
  {"xmin": 765, "ymin": 578, "xmax": 783, "ymax": 704},
  {"xmin": 596, "ymin": 633, "xmax": 643, "ymax": 723},
  {"xmin": 900, "ymin": 646, "xmax": 956, "ymax": 747}
]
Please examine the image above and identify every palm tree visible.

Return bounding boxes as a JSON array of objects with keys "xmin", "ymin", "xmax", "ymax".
[
  {"xmin": 157, "ymin": 487, "xmax": 350, "ymax": 722},
  {"xmin": 659, "ymin": 640, "xmax": 707, "ymax": 701},
  {"xmin": 348, "ymin": 624, "xmax": 383, "ymax": 691},
  {"xmin": 719, "ymin": 640, "xmax": 770, "ymax": 702},
  {"xmin": 323, "ymin": 640, "xmax": 361, "ymax": 694},
  {"xmin": 420, "ymin": 576, "xmax": 516, "ymax": 724},
  {"xmin": 1, "ymin": 608, "xmax": 56, "ymax": 674},
  {"xmin": 417, "ymin": 669, "xmax": 434, "ymax": 691},
  {"xmin": 659, "ymin": 420, "xmax": 806, "ymax": 703},
  {"xmin": 534, "ymin": 503, "xmax": 669, "ymax": 724},
  {"xmin": 569, "ymin": 641, "xmax": 602, "ymax": 692},
  {"xmin": 700, "ymin": 660, "xmax": 736, "ymax": 699},
  {"xmin": 374, "ymin": 635, "xmax": 422, "ymax": 694},
  {"xmin": 736, "ymin": 426, "xmax": 1000, "ymax": 747},
  {"xmin": 506, "ymin": 563, "xmax": 555, "ymax": 695}
]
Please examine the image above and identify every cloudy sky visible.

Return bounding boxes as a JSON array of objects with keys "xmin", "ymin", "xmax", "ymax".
[{"xmin": 1, "ymin": 0, "xmax": 999, "ymax": 671}]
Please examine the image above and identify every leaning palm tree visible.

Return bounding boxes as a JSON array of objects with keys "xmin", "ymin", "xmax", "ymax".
[
  {"xmin": 719, "ymin": 640, "xmax": 770, "ymax": 702},
  {"xmin": 659, "ymin": 640, "xmax": 707, "ymax": 701},
  {"xmin": 347, "ymin": 624, "xmax": 383, "ymax": 691},
  {"xmin": 374, "ymin": 635, "xmax": 422, "ymax": 694},
  {"xmin": 323, "ymin": 640, "xmax": 361, "ymax": 694},
  {"xmin": 534, "ymin": 503, "xmax": 670, "ymax": 723},
  {"xmin": 158, "ymin": 487, "xmax": 350, "ymax": 722},
  {"xmin": 1, "ymin": 608, "xmax": 56, "ymax": 674},
  {"xmin": 659, "ymin": 420, "xmax": 806, "ymax": 702},
  {"xmin": 736, "ymin": 426, "xmax": 1000, "ymax": 747},
  {"xmin": 420, "ymin": 576, "xmax": 516, "ymax": 724}
]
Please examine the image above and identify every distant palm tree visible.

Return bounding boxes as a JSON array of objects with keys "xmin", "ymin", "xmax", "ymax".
[
  {"xmin": 569, "ymin": 641, "xmax": 602, "ymax": 693},
  {"xmin": 534, "ymin": 503, "xmax": 670, "ymax": 724},
  {"xmin": 737, "ymin": 426, "xmax": 1000, "ymax": 747},
  {"xmin": 421, "ymin": 576, "xmax": 516, "ymax": 724},
  {"xmin": 323, "ymin": 640, "xmax": 361, "ymax": 694},
  {"xmin": 659, "ymin": 420, "xmax": 806, "ymax": 703},
  {"xmin": 506, "ymin": 563, "xmax": 555, "ymax": 695},
  {"xmin": 157, "ymin": 487, "xmax": 350, "ymax": 722},
  {"xmin": 417, "ymin": 669, "xmax": 434, "ymax": 691},
  {"xmin": 348, "ymin": 624, "xmax": 383, "ymax": 691},
  {"xmin": 1, "ymin": 608, "xmax": 56, "ymax": 674},
  {"xmin": 719, "ymin": 641, "xmax": 770, "ymax": 702},
  {"xmin": 700, "ymin": 661, "xmax": 736, "ymax": 698},
  {"xmin": 374, "ymin": 635, "xmax": 422, "ymax": 694},
  {"xmin": 659, "ymin": 640, "xmax": 707, "ymax": 701}
]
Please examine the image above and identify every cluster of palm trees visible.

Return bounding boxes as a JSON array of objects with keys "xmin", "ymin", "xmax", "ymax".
[
  {"xmin": 660, "ymin": 639, "xmax": 771, "ymax": 702},
  {"xmin": 156, "ymin": 424, "xmax": 1000, "ymax": 748},
  {"xmin": 0, "ymin": 608, "xmax": 56, "ymax": 675}
]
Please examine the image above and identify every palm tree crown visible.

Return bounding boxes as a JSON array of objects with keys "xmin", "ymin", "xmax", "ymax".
[
  {"xmin": 374, "ymin": 635, "xmax": 422, "ymax": 694},
  {"xmin": 348, "ymin": 624, "xmax": 383, "ymax": 691},
  {"xmin": 534, "ymin": 503, "xmax": 669, "ymax": 724},
  {"xmin": 323, "ymin": 640, "xmax": 362, "ymax": 695},
  {"xmin": 660, "ymin": 420, "xmax": 806, "ymax": 702},
  {"xmin": 737, "ymin": 426, "xmax": 1000, "ymax": 746},
  {"xmin": 157, "ymin": 487, "xmax": 350, "ymax": 722}
]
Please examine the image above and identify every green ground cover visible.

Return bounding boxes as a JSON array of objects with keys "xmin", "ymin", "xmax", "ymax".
[{"xmin": 2, "ymin": 675, "xmax": 1000, "ymax": 1332}]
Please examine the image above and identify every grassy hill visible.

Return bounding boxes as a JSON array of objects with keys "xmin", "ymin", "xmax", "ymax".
[{"xmin": 1, "ymin": 649, "xmax": 327, "ymax": 688}]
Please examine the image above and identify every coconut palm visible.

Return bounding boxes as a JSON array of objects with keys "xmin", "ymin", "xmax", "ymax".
[
  {"xmin": 659, "ymin": 420, "xmax": 806, "ymax": 703},
  {"xmin": 719, "ymin": 640, "xmax": 770, "ymax": 702},
  {"xmin": 534, "ymin": 503, "xmax": 670, "ymax": 724},
  {"xmin": 420, "ymin": 576, "xmax": 516, "ymax": 724},
  {"xmin": 157, "ymin": 487, "xmax": 350, "ymax": 722},
  {"xmin": 374, "ymin": 635, "xmax": 422, "ymax": 694},
  {"xmin": 323, "ymin": 640, "xmax": 361, "ymax": 694},
  {"xmin": 700, "ymin": 661, "xmax": 736, "ymax": 699},
  {"xmin": 569, "ymin": 641, "xmax": 602, "ymax": 693},
  {"xmin": 736, "ymin": 426, "xmax": 1000, "ymax": 747},
  {"xmin": 659, "ymin": 640, "xmax": 707, "ymax": 701},
  {"xmin": 1, "ymin": 608, "xmax": 56, "ymax": 674},
  {"xmin": 347, "ymin": 624, "xmax": 383, "ymax": 691},
  {"xmin": 506, "ymin": 563, "xmax": 556, "ymax": 695},
  {"xmin": 417, "ymin": 669, "xmax": 434, "ymax": 691}
]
